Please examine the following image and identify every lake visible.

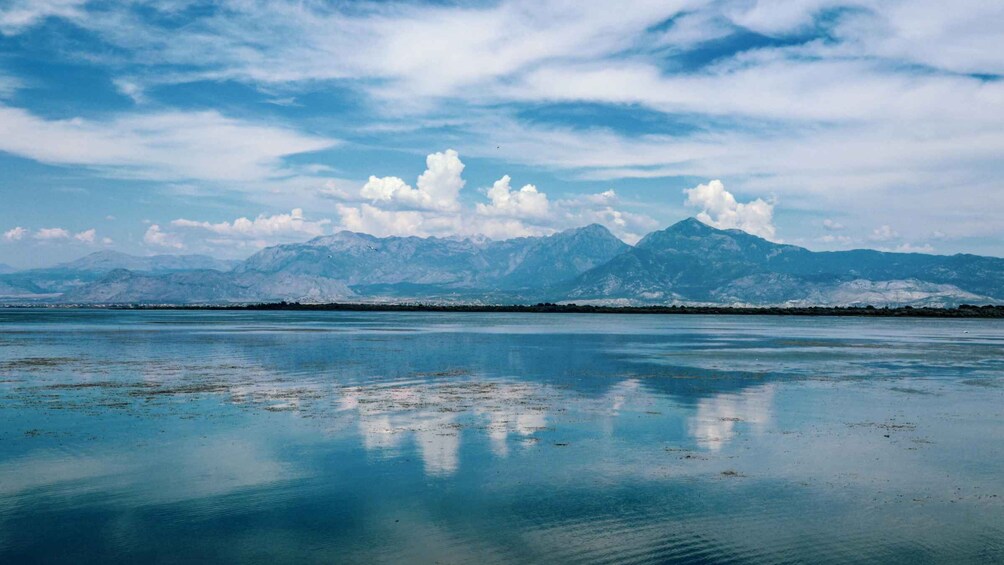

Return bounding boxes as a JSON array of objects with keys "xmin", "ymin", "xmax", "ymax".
[{"xmin": 1, "ymin": 310, "xmax": 1002, "ymax": 563}]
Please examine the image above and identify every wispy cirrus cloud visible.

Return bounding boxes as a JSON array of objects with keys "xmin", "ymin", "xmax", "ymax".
[
  {"xmin": 0, "ymin": 106, "xmax": 336, "ymax": 183},
  {"xmin": 0, "ymin": 0, "xmax": 86, "ymax": 35}
]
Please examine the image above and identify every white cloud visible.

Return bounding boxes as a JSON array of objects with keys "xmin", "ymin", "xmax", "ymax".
[
  {"xmin": 3, "ymin": 226, "xmax": 98, "ymax": 245},
  {"xmin": 818, "ymin": 234, "xmax": 853, "ymax": 246},
  {"xmin": 725, "ymin": 0, "xmax": 851, "ymax": 36},
  {"xmin": 314, "ymin": 179, "xmax": 356, "ymax": 202},
  {"xmin": 336, "ymin": 203, "xmax": 461, "ymax": 239},
  {"xmin": 416, "ymin": 149, "xmax": 466, "ymax": 208},
  {"xmin": 822, "ymin": 219, "xmax": 845, "ymax": 230},
  {"xmin": 555, "ymin": 189, "xmax": 659, "ymax": 244},
  {"xmin": 171, "ymin": 209, "xmax": 329, "ymax": 240},
  {"xmin": 869, "ymin": 225, "xmax": 898, "ymax": 242},
  {"xmin": 340, "ymin": 150, "xmax": 479, "ymax": 237},
  {"xmin": 468, "ymin": 218, "xmax": 553, "ymax": 240},
  {"xmin": 0, "ymin": 106, "xmax": 336, "ymax": 183},
  {"xmin": 0, "ymin": 71, "xmax": 22, "ymax": 99},
  {"xmin": 824, "ymin": 0, "xmax": 1004, "ymax": 76},
  {"xmin": 143, "ymin": 224, "xmax": 183, "ymax": 250},
  {"xmin": 73, "ymin": 229, "xmax": 96, "ymax": 244},
  {"xmin": 339, "ymin": 151, "xmax": 656, "ymax": 241},
  {"xmin": 113, "ymin": 78, "xmax": 145, "ymax": 104},
  {"xmin": 684, "ymin": 180, "xmax": 776, "ymax": 240},
  {"xmin": 36, "ymin": 1, "xmax": 687, "ymax": 103},
  {"xmin": 34, "ymin": 227, "xmax": 70, "ymax": 240},
  {"xmin": 3, "ymin": 226, "xmax": 26, "ymax": 241},
  {"xmin": 149, "ymin": 209, "xmax": 335, "ymax": 253},
  {"xmin": 476, "ymin": 175, "xmax": 550, "ymax": 219},
  {"xmin": 586, "ymin": 189, "xmax": 619, "ymax": 205},
  {"xmin": 360, "ymin": 149, "xmax": 465, "ymax": 211},
  {"xmin": 0, "ymin": 0, "xmax": 86, "ymax": 35},
  {"xmin": 894, "ymin": 242, "xmax": 935, "ymax": 254}
]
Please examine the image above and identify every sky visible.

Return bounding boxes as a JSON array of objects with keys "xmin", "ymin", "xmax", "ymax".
[{"xmin": 0, "ymin": 0, "xmax": 1002, "ymax": 268}]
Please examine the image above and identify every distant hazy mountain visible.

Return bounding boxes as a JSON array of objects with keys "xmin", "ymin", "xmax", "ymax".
[
  {"xmin": 57, "ymin": 251, "xmax": 238, "ymax": 273},
  {"xmin": 488, "ymin": 224, "xmax": 632, "ymax": 289},
  {"xmin": 59, "ymin": 269, "xmax": 252, "ymax": 304},
  {"xmin": 7, "ymin": 219, "xmax": 1004, "ymax": 306},
  {"xmin": 0, "ymin": 251, "xmax": 238, "ymax": 300},
  {"xmin": 0, "ymin": 263, "xmax": 16, "ymax": 274},
  {"xmin": 232, "ymin": 224, "xmax": 628, "ymax": 297},
  {"xmin": 59, "ymin": 224, "xmax": 628, "ymax": 304},
  {"xmin": 61, "ymin": 270, "xmax": 358, "ymax": 305},
  {"xmin": 560, "ymin": 218, "xmax": 1004, "ymax": 306}
]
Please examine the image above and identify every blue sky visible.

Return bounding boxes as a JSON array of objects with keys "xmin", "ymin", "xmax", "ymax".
[{"xmin": 0, "ymin": 0, "xmax": 1002, "ymax": 268}]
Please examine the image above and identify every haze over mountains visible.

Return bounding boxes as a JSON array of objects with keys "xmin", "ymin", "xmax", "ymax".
[{"xmin": 1, "ymin": 219, "xmax": 1002, "ymax": 307}]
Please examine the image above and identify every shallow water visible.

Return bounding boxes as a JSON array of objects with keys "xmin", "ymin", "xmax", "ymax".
[{"xmin": 1, "ymin": 309, "xmax": 1002, "ymax": 563}]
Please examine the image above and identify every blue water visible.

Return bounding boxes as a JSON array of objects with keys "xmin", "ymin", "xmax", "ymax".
[{"xmin": 1, "ymin": 310, "xmax": 1002, "ymax": 563}]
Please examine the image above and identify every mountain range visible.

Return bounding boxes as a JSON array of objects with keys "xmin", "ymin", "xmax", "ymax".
[{"xmin": 2, "ymin": 219, "xmax": 1001, "ymax": 306}]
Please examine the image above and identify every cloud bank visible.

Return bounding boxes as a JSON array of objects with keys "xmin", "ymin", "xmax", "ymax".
[{"xmin": 335, "ymin": 150, "xmax": 655, "ymax": 241}]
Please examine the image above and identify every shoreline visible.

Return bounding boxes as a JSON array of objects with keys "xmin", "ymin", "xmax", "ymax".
[{"xmin": 6, "ymin": 302, "xmax": 1003, "ymax": 318}]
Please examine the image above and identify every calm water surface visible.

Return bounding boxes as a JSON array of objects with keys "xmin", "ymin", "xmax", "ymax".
[{"xmin": 1, "ymin": 310, "xmax": 1002, "ymax": 563}]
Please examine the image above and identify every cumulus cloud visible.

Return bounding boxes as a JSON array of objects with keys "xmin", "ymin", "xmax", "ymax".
[
  {"xmin": 555, "ymin": 189, "xmax": 659, "ymax": 244},
  {"xmin": 822, "ymin": 219, "xmax": 845, "ymax": 230},
  {"xmin": 475, "ymin": 175, "xmax": 550, "ymax": 219},
  {"xmin": 472, "ymin": 218, "xmax": 553, "ymax": 240},
  {"xmin": 3, "ymin": 226, "xmax": 26, "ymax": 241},
  {"xmin": 416, "ymin": 150, "xmax": 466, "ymax": 207},
  {"xmin": 340, "ymin": 150, "xmax": 656, "ymax": 241},
  {"xmin": 339, "ymin": 150, "xmax": 477, "ymax": 237},
  {"xmin": 4, "ymin": 226, "xmax": 99, "ymax": 244},
  {"xmin": 143, "ymin": 224, "xmax": 183, "ymax": 249},
  {"xmin": 337, "ymin": 203, "xmax": 461, "ymax": 238},
  {"xmin": 360, "ymin": 149, "xmax": 465, "ymax": 211},
  {"xmin": 582, "ymin": 189, "xmax": 619, "ymax": 206},
  {"xmin": 73, "ymin": 229, "xmax": 96, "ymax": 244},
  {"xmin": 684, "ymin": 180, "xmax": 776, "ymax": 240},
  {"xmin": 33, "ymin": 227, "xmax": 70, "ymax": 240},
  {"xmin": 894, "ymin": 242, "xmax": 935, "ymax": 254},
  {"xmin": 819, "ymin": 234, "xmax": 853, "ymax": 246},
  {"xmin": 869, "ymin": 225, "xmax": 898, "ymax": 242}
]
